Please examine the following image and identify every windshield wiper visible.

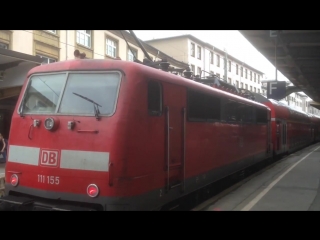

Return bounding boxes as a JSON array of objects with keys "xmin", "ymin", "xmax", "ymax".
[{"xmin": 73, "ymin": 92, "xmax": 102, "ymax": 120}]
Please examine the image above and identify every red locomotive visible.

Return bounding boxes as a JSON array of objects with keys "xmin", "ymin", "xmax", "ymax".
[{"xmin": 0, "ymin": 32, "xmax": 319, "ymax": 211}]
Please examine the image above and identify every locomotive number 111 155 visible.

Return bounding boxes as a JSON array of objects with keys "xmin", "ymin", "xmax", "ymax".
[{"xmin": 37, "ymin": 175, "xmax": 60, "ymax": 185}]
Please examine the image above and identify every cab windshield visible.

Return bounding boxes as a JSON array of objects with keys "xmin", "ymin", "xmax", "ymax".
[{"xmin": 19, "ymin": 71, "xmax": 121, "ymax": 116}]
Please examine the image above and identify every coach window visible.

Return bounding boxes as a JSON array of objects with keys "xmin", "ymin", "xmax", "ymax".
[
  {"xmin": 256, "ymin": 107, "xmax": 268, "ymax": 123},
  {"xmin": 148, "ymin": 80, "xmax": 162, "ymax": 116},
  {"xmin": 187, "ymin": 89, "xmax": 221, "ymax": 122}
]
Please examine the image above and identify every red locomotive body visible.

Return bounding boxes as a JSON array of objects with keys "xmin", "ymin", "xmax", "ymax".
[{"xmin": 1, "ymin": 58, "xmax": 273, "ymax": 211}]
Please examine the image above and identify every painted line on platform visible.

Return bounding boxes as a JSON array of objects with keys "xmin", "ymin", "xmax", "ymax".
[{"xmin": 241, "ymin": 145, "xmax": 320, "ymax": 211}]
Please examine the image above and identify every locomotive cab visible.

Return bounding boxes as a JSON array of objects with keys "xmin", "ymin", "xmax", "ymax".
[{"xmin": 1, "ymin": 60, "xmax": 124, "ymax": 211}]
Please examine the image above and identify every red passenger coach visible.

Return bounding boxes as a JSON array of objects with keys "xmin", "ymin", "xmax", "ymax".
[
  {"xmin": 310, "ymin": 114, "xmax": 320, "ymax": 142},
  {"xmin": 0, "ymin": 57, "xmax": 273, "ymax": 211},
  {"xmin": 252, "ymin": 94, "xmax": 316, "ymax": 156}
]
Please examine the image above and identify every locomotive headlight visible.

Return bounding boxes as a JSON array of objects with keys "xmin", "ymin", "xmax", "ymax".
[
  {"xmin": 44, "ymin": 118, "xmax": 55, "ymax": 130},
  {"xmin": 87, "ymin": 184, "xmax": 99, "ymax": 198},
  {"xmin": 44, "ymin": 117, "xmax": 59, "ymax": 131},
  {"xmin": 10, "ymin": 174, "xmax": 19, "ymax": 187}
]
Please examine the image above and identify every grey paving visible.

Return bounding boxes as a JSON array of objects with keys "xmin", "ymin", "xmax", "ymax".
[
  {"xmin": 0, "ymin": 163, "xmax": 5, "ymax": 176},
  {"xmin": 203, "ymin": 143, "xmax": 320, "ymax": 211}
]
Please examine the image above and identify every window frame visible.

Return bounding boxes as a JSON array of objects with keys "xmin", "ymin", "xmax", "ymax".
[
  {"xmin": 127, "ymin": 48, "xmax": 137, "ymax": 62},
  {"xmin": 197, "ymin": 45, "xmax": 201, "ymax": 60},
  {"xmin": 190, "ymin": 43, "xmax": 195, "ymax": 57},
  {"xmin": 209, "ymin": 51, "xmax": 214, "ymax": 64},
  {"xmin": 36, "ymin": 54, "xmax": 57, "ymax": 65},
  {"xmin": 76, "ymin": 30, "xmax": 92, "ymax": 48},
  {"xmin": 106, "ymin": 37, "xmax": 118, "ymax": 58},
  {"xmin": 17, "ymin": 70, "xmax": 123, "ymax": 117},
  {"xmin": 46, "ymin": 30, "xmax": 57, "ymax": 34},
  {"xmin": 0, "ymin": 42, "xmax": 9, "ymax": 49}
]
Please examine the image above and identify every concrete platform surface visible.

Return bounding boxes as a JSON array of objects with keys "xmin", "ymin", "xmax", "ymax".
[
  {"xmin": 201, "ymin": 142, "xmax": 320, "ymax": 211},
  {"xmin": 0, "ymin": 163, "xmax": 5, "ymax": 177}
]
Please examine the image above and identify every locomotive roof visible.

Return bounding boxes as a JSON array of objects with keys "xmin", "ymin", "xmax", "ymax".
[{"xmin": 27, "ymin": 58, "xmax": 270, "ymax": 110}]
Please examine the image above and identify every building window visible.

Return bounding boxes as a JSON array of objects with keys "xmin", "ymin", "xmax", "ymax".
[
  {"xmin": 106, "ymin": 38, "xmax": 117, "ymax": 58},
  {"xmin": 240, "ymin": 82, "xmax": 243, "ymax": 88},
  {"xmin": 197, "ymin": 46, "xmax": 201, "ymax": 60},
  {"xmin": 76, "ymin": 30, "xmax": 91, "ymax": 48},
  {"xmin": 46, "ymin": 30, "xmax": 57, "ymax": 34},
  {"xmin": 209, "ymin": 51, "xmax": 213, "ymax": 64},
  {"xmin": 254, "ymin": 73, "xmax": 256, "ymax": 82},
  {"xmin": 191, "ymin": 43, "xmax": 195, "ymax": 57},
  {"xmin": 210, "ymin": 71, "xmax": 214, "ymax": 76},
  {"xmin": 128, "ymin": 48, "xmax": 137, "ymax": 62},
  {"xmin": 250, "ymin": 71, "xmax": 252, "ymax": 80},
  {"xmin": 245, "ymin": 69, "xmax": 247, "ymax": 79},
  {"xmin": 258, "ymin": 89, "xmax": 260, "ymax": 93},
  {"xmin": 228, "ymin": 78, "xmax": 231, "ymax": 84},
  {"xmin": 258, "ymin": 75, "xmax": 260, "ymax": 83},
  {"xmin": 36, "ymin": 54, "xmax": 57, "ymax": 65},
  {"xmin": 236, "ymin": 64, "xmax": 238, "ymax": 75},
  {"xmin": 191, "ymin": 64, "xmax": 195, "ymax": 74},
  {"xmin": 250, "ymin": 86, "xmax": 252, "ymax": 91},
  {"xmin": 228, "ymin": 61, "xmax": 231, "ymax": 72},
  {"xmin": 0, "ymin": 42, "xmax": 8, "ymax": 49},
  {"xmin": 197, "ymin": 67, "xmax": 201, "ymax": 76},
  {"xmin": 241, "ymin": 67, "xmax": 243, "ymax": 77},
  {"xmin": 245, "ymin": 84, "xmax": 248, "ymax": 89},
  {"xmin": 236, "ymin": 80, "xmax": 239, "ymax": 87},
  {"xmin": 254, "ymin": 87, "xmax": 256, "ymax": 92},
  {"xmin": 216, "ymin": 54, "xmax": 220, "ymax": 67}
]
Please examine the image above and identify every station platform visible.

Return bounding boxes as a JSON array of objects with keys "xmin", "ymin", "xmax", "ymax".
[
  {"xmin": 0, "ymin": 163, "xmax": 6, "ymax": 176},
  {"xmin": 0, "ymin": 163, "xmax": 5, "ymax": 197},
  {"xmin": 196, "ymin": 142, "xmax": 320, "ymax": 211},
  {"xmin": 0, "ymin": 163, "xmax": 4, "ymax": 177}
]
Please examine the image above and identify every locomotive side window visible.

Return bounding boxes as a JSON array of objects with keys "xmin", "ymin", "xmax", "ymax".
[
  {"xmin": 238, "ymin": 104, "xmax": 254, "ymax": 123},
  {"xmin": 187, "ymin": 89, "xmax": 221, "ymax": 122},
  {"xmin": 222, "ymin": 99, "xmax": 240, "ymax": 122},
  {"xmin": 256, "ymin": 107, "xmax": 268, "ymax": 123},
  {"xmin": 19, "ymin": 73, "xmax": 66, "ymax": 114},
  {"xmin": 148, "ymin": 80, "xmax": 162, "ymax": 116}
]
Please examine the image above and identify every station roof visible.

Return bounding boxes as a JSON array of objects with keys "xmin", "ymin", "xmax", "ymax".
[
  {"xmin": 0, "ymin": 48, "xmax": 42, "ymax": 103},
  {"xmin": 0, "ymin": 48, "xmax": 42, "ymax": 69},
  {"xmin": 239, "ymin": 30, "xmax": 320, "ymax": 109}
]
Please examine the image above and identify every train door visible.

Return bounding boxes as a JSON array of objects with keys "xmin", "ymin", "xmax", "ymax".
[
  {"xmin": 163, "ymin": 83, "xmax": 185, "ymax": 193},
  {"xmin": 276, "ymin": 121, "xmax": 281, "ymax": 151},
  {"xmin": 267, "ymin": 110, "xmax": 272, "ymax": 154},
  {"xmin": 282, "ymin": 121, "xmax": 287, "ymax": 152}
]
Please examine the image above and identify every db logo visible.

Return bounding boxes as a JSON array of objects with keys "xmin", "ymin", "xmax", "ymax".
[{"xmin": 39, "ymin": 149, "xmax": 60, "ymax": 167}]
